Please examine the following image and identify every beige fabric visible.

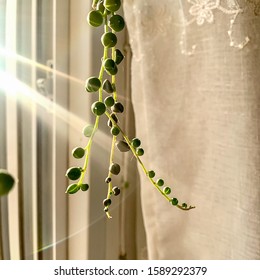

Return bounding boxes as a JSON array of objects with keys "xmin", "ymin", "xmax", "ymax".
[{"xmin": 124, "ymin": 0, "xmax": 260, "ymax": 259}]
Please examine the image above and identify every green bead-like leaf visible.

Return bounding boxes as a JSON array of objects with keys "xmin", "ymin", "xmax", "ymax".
[
  {"xmin": 83, "ymin": 124, "xmax": 94, "ymax": 137},
  {"xmin": 109, "ymin": 15, "xmax": 125, "ymax": 32},
  {"xmin": 97, "ymin": 1, "xmax": 105, "ymax": 13},
  {"xmin": 136, "ymin": 147, "xmax": 144, "ymax": 156},
  {"xmin": 104, "ymin": 96, "xmax": 115, "ymax": 107},
  {"xmin": 148, "ymin": 170, "xmax": 155, "ymax": 178},
  {"xmin": 85, "ymin": 76, "xmax": 101, "ymax": 92},
  {"xmin": 171, "ymin": 198, "xmax": 179, "ymax": 206},
  {"xmin": 91, "ymin": 101, "xmax": 106, "ymax": 116},
  {"xmin": 107, "ymin": 113, "xmax": 118, "ymax": 128},
  {"xmin": 163, "ymin": 186, "xmax": 171, "ymax": 195},
  {"xmin": 101, "ymin": 32, "xmax": 117, "ymax": 48},
  {"xmin": 116, "ymin": 140, "xmax": 130, "ymax": 152},
  {"xmin": 110, "ymin": 113, "xmax": 118, "ymax": 123},
  {"xmin": 80, "ymin": 183, "xmax": 89, "ymax": 191},
  {"xmin": 131, "ymin": 138, "xmax": 141, "ymax": 148},
  {"xmin": 102, "ymin": 79, "xmax": 114, "ymax": 93},
  {"xmin": 66, "ymin": 183, "xmax": 80, "ymax": 194},
  {"xmin": 0, "ymin": 169, "xmax": 15, "ymax": 196},
  {"xmin": 103, "ymin": 198, "xmax": 112, "ymax": 206},
  {"xmin": 87, "ymin": 10, "xmax": 103, "ymax": 27},
  {"xmin": 66, "ymin": 167, "xmax": 82, "ymax": 180},
  {"xmin": 105, "ymin": 177, "xmax": 112, "ymax": 183},
  {"xmin": 111, "ymin": 126, "xmax": 120, "ymax": 136},
  {"xmin": 111, "ymin": 101, "xmax": 124, "ymax": 113},
  {"xmin": 72, "ymin": 147, "xmax": 85, "ymax": 159},
  {"xmin": 115, "ymin": 49, "xmax": 124, "ymax": 65},
  {"xmin": 109, "ymin": 163, "xmax": 121, "ymax": 175},
  {"xmin": 103, "ymin": 58, "xmax": 118, "ymax": 75},
  {"xmin": 104, "ymin": 0, "xmax": 121, "ymax": 12},
  {"xmin": 156, "ymin": 178, "xmax": 164, "ymax": 187},
  {"xmin": 112, "ymin": 186, "xmax": 120, "ymax": 196}
]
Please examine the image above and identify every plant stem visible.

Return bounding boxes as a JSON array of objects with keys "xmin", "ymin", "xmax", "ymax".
[
  {"xmin": 78, "ymin": 116, "xmax": 100, "ymax": 185},
  {"xmin": 105, "ymin": 111, "xmax": 195, "ymax": 210},
  {"xmin": 78, "ymin": 13, "xmax": 109, "ymax": 184}
]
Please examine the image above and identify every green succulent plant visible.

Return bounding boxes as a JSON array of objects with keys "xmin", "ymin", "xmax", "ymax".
[{"xmin": 66, "ymin": 0, "xmax": 195, "ymax": 218}]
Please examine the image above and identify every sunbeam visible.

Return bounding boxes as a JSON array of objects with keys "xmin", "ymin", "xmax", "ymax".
[
  {"xmin": 0, "ymin": 48, "xmax": 84, "ymax": 86},
  {"xmin": 0, "ymin": 70, "xmax": 119, "ymax": 153},
  {"xmin": 0, "ymin": 70, "xmax": 85, "ymax": 132}
]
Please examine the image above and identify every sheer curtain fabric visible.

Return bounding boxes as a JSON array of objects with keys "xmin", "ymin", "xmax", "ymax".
[{"xmin": 123, "ymin": 0, "xmax": 260, "ymax": 259}]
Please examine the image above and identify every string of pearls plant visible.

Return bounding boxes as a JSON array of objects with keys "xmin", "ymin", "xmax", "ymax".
[{"xmin": 65, "ymin": 0, "xmax": 195, "ymax": 218}]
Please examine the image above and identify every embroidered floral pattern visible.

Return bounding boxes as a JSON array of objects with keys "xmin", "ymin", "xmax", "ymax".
[
  {"xmin": 126, "ymin": 0, "xmax": 258, "ymax": 56},
  {"xmin": 188, "ymin": 0, "xmax": 218, "ymax": 25},
  {"xmin": 180, "ymin": 0, "xmax": 252, "ymax": 54}
]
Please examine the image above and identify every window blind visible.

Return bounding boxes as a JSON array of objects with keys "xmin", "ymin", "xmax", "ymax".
[{"xmin": 0, "ymin": 0, "xmax": 145, "ymax": 260}]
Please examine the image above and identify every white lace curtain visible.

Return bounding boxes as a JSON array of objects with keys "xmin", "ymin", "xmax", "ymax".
[{"xmin": 123, "ymin": 0, "xmax": 260, "ymax": 259}]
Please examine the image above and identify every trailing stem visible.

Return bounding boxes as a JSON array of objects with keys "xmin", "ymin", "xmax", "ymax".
[{"xmin": 65, "ymin": 0, "xmax": 195, "ymax": 218}]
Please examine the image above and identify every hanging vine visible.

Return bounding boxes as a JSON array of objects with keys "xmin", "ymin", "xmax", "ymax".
[{"xmin": 65, "ymin": 0, "xmax": 195, "ymax": 218}]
